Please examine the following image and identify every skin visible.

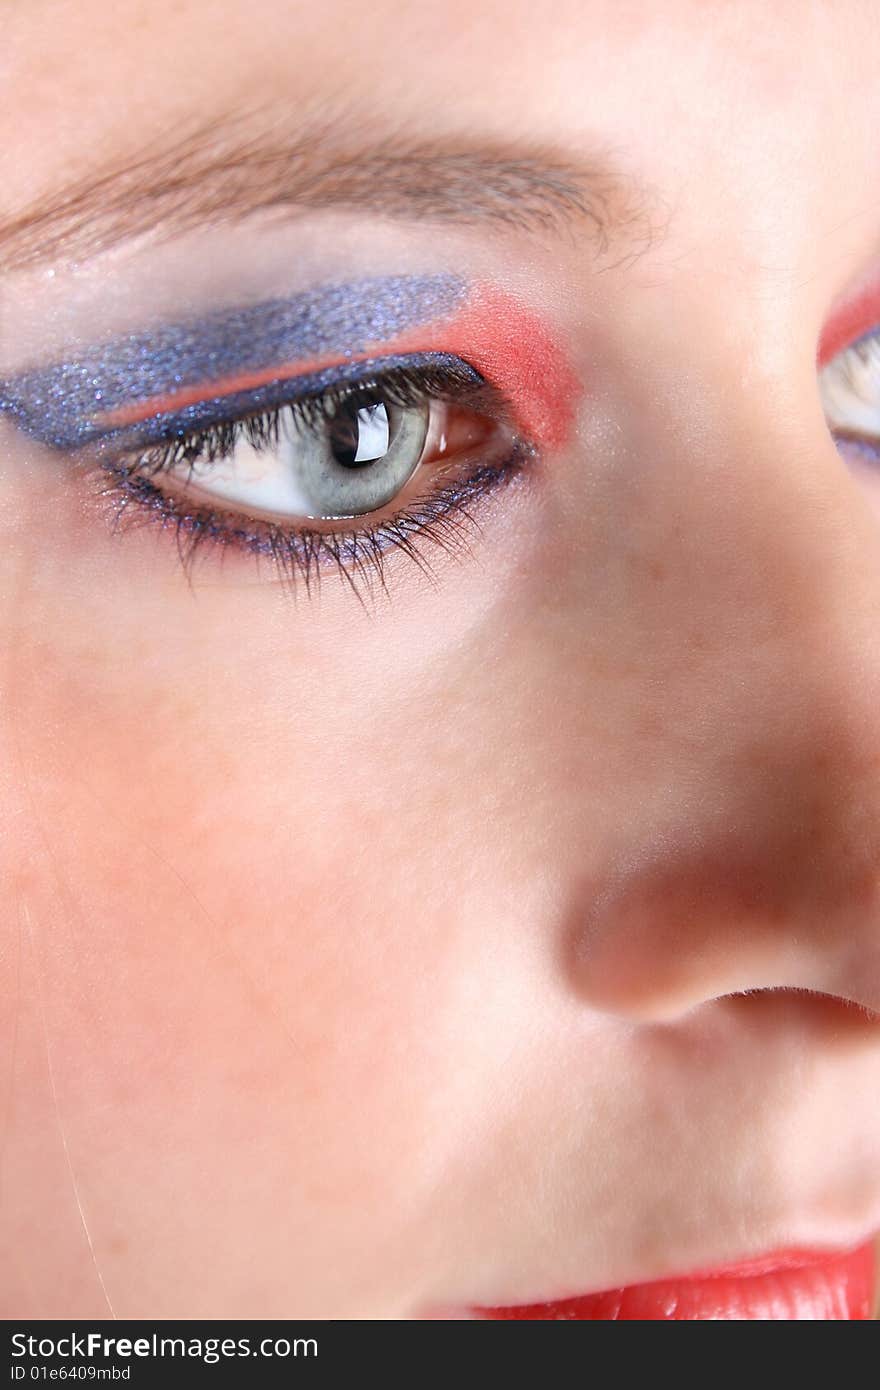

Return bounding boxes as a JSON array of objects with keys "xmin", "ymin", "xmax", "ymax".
[{"xmin": 2, "ymin": 0, "xmax": 880, "ymax": 1319}]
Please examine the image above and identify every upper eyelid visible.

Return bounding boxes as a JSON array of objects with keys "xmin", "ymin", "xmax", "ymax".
[
  {"xmin": 2, "ymin": 351, "xmax": 489, "ymax": 454},
  {"xmin": 0, "ymin": 273, "xmax": 470, "ymax": 449},
  {"xmin": 1, "ymin": 277, "xmax": 583, "ymax": 454}
]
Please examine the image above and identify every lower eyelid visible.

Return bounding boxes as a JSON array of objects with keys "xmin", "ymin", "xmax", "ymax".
[
  {"xmin": 77, "ymin": 435, "xmax": 536, "ymax": 596},
  {"xmin": 833, "ymin": 433, "xmax": 880, "ymax": 465}
]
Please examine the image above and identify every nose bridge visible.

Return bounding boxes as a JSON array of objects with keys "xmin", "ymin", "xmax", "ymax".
[{"xmin": 570, "ymin": 384, "xmax": 880, "ymax": 1021}]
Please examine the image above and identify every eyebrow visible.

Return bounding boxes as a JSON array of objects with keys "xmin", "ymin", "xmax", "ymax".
[{"xmin": 0, "ymin": 110, "xmax": 662, "ymax": 273}]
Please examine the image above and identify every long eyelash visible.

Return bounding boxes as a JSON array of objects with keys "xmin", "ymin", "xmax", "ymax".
[
  {"xmin": 93, "ymin": 453, "xmax": 530, "ymax": 607},
  {"xmin": 83, "ymin": 359, "xmax": 531, "ymax": 604}
]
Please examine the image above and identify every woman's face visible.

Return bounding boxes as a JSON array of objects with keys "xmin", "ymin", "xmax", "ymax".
[{"xmin": 3, "ymin": 0, "xmax": 880, "ymax": 1319}]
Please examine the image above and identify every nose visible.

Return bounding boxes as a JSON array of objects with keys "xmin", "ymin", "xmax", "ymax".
[{"xmin": 569, "ymin": 371, "xmax": 880, "ymax": 1024}]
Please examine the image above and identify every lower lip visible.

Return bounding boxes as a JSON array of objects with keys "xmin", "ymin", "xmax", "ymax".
[{"xmin": 475, "ymin": 1241, "xmax": 877, "ymax": 1319}]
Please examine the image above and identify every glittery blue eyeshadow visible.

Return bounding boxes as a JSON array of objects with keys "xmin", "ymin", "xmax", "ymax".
[{"xmin": 0, "ymin": 272, "xmax": 468, "ymax": 449}]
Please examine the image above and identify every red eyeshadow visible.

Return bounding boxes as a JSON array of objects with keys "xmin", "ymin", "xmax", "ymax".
[
  {"xmin": 389, "ymin": 284, "xmax": 582, "ymax": 449},
  {"xmin": 818, "ymin": 272, "xmax": 880, "ymax": 367}
]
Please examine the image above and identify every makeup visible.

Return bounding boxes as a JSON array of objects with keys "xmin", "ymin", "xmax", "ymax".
[
  {"xmin": 0, "ymin": 271, "xmax": 581, "ymax": 592},
  {"xmin": 0, "ymin": 273, "xmax": 467, "ymax": 448},
  {"xmin": 0, "ymin": 275, "xmax": 580, "ymax": 452},
  {"xmin": 474, "ymin": 1240, "xmax": 877, "ymax": 1320},
  {"xmin": 386, "ymin": 283, "xmax": 580, "ymax": 449},
  {"xmin": 818, "ymin": 272, "xmax": 880, "ymax": 368}
]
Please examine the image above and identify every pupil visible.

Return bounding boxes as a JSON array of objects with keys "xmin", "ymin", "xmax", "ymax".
[{"xmin": 329, "ymin": 400, "xmax": 391, "ymax": 469}]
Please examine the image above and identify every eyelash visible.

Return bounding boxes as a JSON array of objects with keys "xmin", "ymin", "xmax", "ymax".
[{"xmin": 78, "ymin": 359, "xmax": 532, "ymax": 601}]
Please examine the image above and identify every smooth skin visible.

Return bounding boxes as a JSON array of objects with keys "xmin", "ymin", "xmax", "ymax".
[{"xmin": 2, "ymin": 0, "xmax": 880, "ymax": 1317}]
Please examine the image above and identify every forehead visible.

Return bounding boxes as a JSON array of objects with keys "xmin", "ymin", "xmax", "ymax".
[{"xmin": 3, "ymin": 2, "xmax": 878, "ymax": 167}]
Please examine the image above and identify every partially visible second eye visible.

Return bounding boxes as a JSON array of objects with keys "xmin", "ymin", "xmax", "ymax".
[{"xmin": 819, "ymin": 328, "xmax": 880, "ymax": 455}]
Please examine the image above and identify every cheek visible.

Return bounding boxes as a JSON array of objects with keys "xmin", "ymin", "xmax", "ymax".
[
  {"xmin": 8, "ymin": 603, "xmax": 435, "ymax": 1123},
  {"xmin": 2, "ymin": 535, "xmax": 543, "ymax": 1309},
  {"xmin": 1, "ymin": 447, "xmax": 653, "ymax": 1309}
]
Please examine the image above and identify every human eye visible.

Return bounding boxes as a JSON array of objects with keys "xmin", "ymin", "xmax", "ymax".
[
  {"xmin": 87, "ymin": 352, "xmax": 522, "ymax": 598},
  {"xmin": 819, "ymin": 322, "xmax": 880, "ymax": 460},
  {"xmin": 0, "ymin": 273, "xmax": 569, "ymax": 599}
]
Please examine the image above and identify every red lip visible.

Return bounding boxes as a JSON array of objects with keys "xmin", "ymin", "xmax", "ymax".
[{"xmin": 475, "ymin": 1240, "xmax": 877, "ymax": 1319}]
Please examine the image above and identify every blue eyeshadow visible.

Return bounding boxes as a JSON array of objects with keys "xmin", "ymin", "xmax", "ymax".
[
  {"xmin": 0, "ymin": 272, "xmax": 467, "ymax": 449},
  {"xmin": 105, "ymin": 351, "xmax": 480, "ymax": 447}
]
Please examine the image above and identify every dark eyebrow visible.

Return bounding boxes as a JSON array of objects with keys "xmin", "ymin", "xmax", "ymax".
[{"xmin": 0, "ymin": 110, "xmax": 662, "ymax": 273}]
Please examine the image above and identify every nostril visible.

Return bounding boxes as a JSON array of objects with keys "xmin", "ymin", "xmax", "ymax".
[
  {"xmin": 564, "ymin": 832, "xmax": 880, "ymax": 1024},
  {"xmin": 725, "ymin": 986, "xmax": 880, "ymax": 1030}
]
